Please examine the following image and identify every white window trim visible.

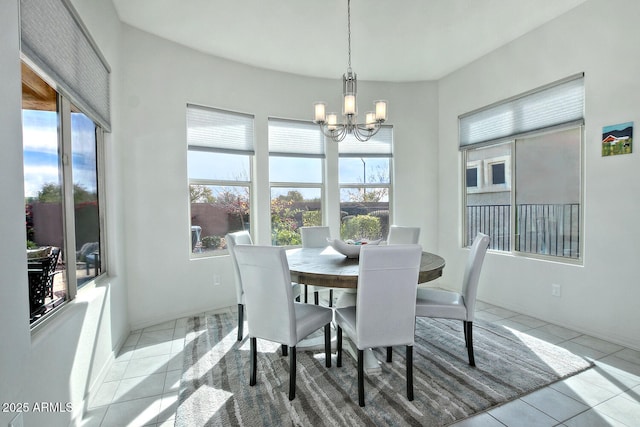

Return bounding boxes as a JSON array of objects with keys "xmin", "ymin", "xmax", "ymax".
[
  {"xmin": 483, "ymin": 155, "xmax": 511, "ymax": 193},
  {"xmin": 465, "ymin": 160, "xmax": 482, "ymax": 193},
  {"xmin": 29, "ymin": 87, "xmax": 107, "ymax": 332}
]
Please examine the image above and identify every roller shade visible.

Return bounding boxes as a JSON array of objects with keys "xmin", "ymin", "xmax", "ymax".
[
  {"xmin": 20, "ymin": 0, "xmax": 111, "ymax": 131},
  {"xmin": 268, "ymin": 118, "xmax": 325, "ymax": 158},
  {"xmin": 187, "ymin": 104, "xmax": 255, "ymax": 155},
  {"xmin": 338, "ymin": 125, "xmax": 393, "ymax": 158},
  {"xmin": 459, "ymin": 74, "xmax": 584, "ymax": 149}
]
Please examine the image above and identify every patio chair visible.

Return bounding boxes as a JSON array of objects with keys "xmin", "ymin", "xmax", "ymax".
[{"xmin": 27, "ymin": 247, "xmax": 61, "ymax": 314}]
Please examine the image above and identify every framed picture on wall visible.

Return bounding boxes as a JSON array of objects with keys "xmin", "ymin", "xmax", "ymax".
[{"xmin": 602, "ymin": 122, "xmax": 633, "ymax": 156}]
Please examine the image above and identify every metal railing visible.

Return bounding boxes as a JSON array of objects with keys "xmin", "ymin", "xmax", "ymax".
[{"xmin": 466, "ymin": 203, "xmax": 580, "ymax": 259}]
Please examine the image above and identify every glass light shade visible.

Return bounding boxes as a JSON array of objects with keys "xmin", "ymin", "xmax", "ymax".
[
  {"xmin": 374, "ymin": 100, "xmax": 387, "ymax": 121},
  {"xmin": 343, "ymin": 94, "xmax": 357, "ymax": 116},
  {"xmin": 365, "ymin": 111, "xmax": 376, "ymax": 130},
  {"xmin": 327, "ymin": 112, "xmax": 338, "ymax": 131},
  {"xmin": 314, "ymin": 102, "xmax": 326, "ymax": 123}
]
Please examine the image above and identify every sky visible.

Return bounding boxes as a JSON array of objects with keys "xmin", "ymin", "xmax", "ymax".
[
  {"xmin": 188, "ymin": 151, "xmax": 389, "ymax": 201},
  {"xmin": 22, "ymin": 110, "xmax": 98, "ymax": 198}
]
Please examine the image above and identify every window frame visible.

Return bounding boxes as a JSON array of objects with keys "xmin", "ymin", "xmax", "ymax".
[
  {"xmin": 187, "ymin": 105, "xmax": 255, "ymax": 258},
  {"xmin": 338, "ymin": 126, "xmax": 394, "ymax": 241},
  {"xmin": 465, "ymin": 160, "xmax": 481, "ymax": 192},
  {"xmin": 484, "ymin": 155, "xmax": 511, "ymax": 192},
  {"xmin": 23, "ymin": 60, "xmax": 107, "ymax": 330},
  {"xmin": 462, "ymin": 126, "xmax": 583, "ymax": 263},
  {"xmin": 268, "ymin": 118, "xmax": 326, "ymax": 246},
  {"xmin": 460, "ymin": 75, "xmax": 584, "ymax": 263}
]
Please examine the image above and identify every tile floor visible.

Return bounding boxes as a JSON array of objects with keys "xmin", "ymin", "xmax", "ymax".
[{"xmin": 81, "ymin": 300, "xmax": 640, "ymax": 427}]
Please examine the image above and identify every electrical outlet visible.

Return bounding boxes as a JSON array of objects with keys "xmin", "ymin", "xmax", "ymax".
[
  {"xmin": 551, "ymin": 283, "xmax": 561, "ymax": 297},
  {"xmin": 9, "ymin": 413, "xmax": 24, "ymax": 427},
  {"xmin": 213, "ymin": 274, "xmax": 221, "ymax": 286}
]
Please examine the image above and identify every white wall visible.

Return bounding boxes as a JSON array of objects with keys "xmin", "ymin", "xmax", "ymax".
[
  {"xmin": 118, "ymin": 25, "xmax": 439, "ymax": 329},
  {"xmin": 0, "ymin": 2, "xmax": 32, "ymax": 425},
  {"xmin": 8, "ymin": 0, "xmax": 638, "ymax": 424},
  {"xmin": 438, "ymin": 0, "xmax": 640, "ymax": 350},
  {"xmin": 0, "ymin": 1, "xmax": 130, "ymax": 426}
]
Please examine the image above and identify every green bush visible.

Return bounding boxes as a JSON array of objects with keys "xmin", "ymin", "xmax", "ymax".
[
  {"xmin": 202, "ymin": 235, "xmax": 222, "ymax": 249},
  {"xmin": 273, "ymin": 229, "xmax": 301, "ymax": 246},
  {"xmin": 341, "ymin": 215, "xmax": 381, "ymax": 241},
  {"xmin": 302, "ymin": 210, "xmax": 322, "ymax": 226}
]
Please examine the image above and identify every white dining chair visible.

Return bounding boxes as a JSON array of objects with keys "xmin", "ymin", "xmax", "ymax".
[
  {"xmin": 300, "ymin": 226, "xmax": 333, "ymax": 306},
  {"xmin": 415, "ymin": 233, "xmax": 490, "ymax": 366},
  {"xmin": 226, "ymin": 230, "xmax": 300, "ymax": 341},
  {"xmin": 335, "ymin": 244, "xmax": 422, "ymax": 407},
  {"xmin": 386, "ymin": 225, "xmax": 421, "ymax": 245},
  {"xmin": 233, "ymin": 244, "xmax": 333, "ymax": 401},
  {"xmin": 225, "ymin": 231, "xmax": 253, "ymax": 341}
]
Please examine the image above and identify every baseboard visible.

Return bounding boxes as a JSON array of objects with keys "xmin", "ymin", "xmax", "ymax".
[{"xmin": 68, "ymin": 330, "xmax": 129, "ymax": 427}]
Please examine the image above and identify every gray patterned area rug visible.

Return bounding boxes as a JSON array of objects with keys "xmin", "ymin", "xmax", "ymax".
[{"xmin": 176, "ymin": 312, "xmax": 593, "ymax": 426}]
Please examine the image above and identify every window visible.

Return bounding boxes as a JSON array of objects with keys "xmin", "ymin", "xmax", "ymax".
[
  {"xmin": 514, "ymin": 128, "xmax": 581, "ymax": 258},
  {"xmin": 461, "ymin": 75, "xmax": 583, "ymax": 260},
  {"xmin": 268, "ymin": 118, "xmax": 324, "ymax": 245},
  {"xmin": 22, "ymin": 62, "xmax": 106, "ymax": 325},
  {"xmin": 20, "ymin": 0, "xmax": 109, "ymax": 328},
  {"xmin": 466, "ymin": 167, "xmax": 478, "ymax": 187},
  {"xmin": 339, "ymin": 126, "xmax": 393, "ymax": 241},
  {"xmin": 187, "ymin": 105, "xmax": 253, "ymax": 255},
  {"xmin": 465, "ymin": 144, "xmax": 513, "ymax": 252},
  {"xmin": 491, "ymin": 163, "xmax": 505, "ymax": 185}
]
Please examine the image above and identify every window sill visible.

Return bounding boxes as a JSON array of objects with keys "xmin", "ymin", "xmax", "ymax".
[
  {"xmin": 30, "ymin": 273, "xmax": 106, "ymax": 336},
  {"xmin": 486, "ymin": 248, "xmax": 583, "ymax": 266}
]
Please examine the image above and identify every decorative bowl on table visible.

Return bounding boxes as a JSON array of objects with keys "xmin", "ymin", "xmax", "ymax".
[{"xmin": 327, "ymin": 238, "xmax": 383, "ymax": 258}]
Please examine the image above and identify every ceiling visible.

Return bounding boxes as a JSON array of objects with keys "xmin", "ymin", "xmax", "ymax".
[{"xmin": 112, "ymin": 0, "xmax": 587, "ymax": 82}]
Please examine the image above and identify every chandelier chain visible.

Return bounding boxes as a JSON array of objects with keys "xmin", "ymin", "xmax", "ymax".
[
  {"xmin": 347, "ymin": 0, "xmax": 352, "ymax": 71},
  {"xmin": 312, "ymin": 0, "xmax": 387, "ymax": 143}
]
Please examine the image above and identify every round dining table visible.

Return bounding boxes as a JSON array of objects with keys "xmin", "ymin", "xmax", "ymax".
[
  {"xmin": 287, "ymin": 246, "xmax": 446, "ymax": 289},
  {"xmin": 286, "ymin": 246, "xmax": 446, "ymax": 372}
]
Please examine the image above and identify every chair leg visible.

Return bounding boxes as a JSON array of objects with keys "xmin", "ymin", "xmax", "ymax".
[
  {"xmin": 250, "ymin": 337, "xmax": 257, "ymax": 386},
  {"xmin": 386, "ymin": 347, "xmax": 393, "ymax": 363},
  {"xmin": 324, "ymin": 324, "xmax": 331, "ymax": 367},
  {"xmin": 237, "ymin": 304, "xmax": 244, "ymax": 341},
  {"xmin": 463, "ymin": 320, "xmax": 468, "ymax": 347},
  {"xmin": 466, "ymin": 321, "xmax": 476, "ymax": 367},
  {"xmin": 329, "ymin": 289, "xmax": 333, "ymax": 307},
  {"xmin": 358, "ymin": 349, "xmax": 365, "ymax": 407},
  {"xmin": 289, "ymin": 346, "xmax": 296, "ymax": 400},
  {"xmin": 314, "ymin": 291, "xmax": 319, "ymax": 305},
  {"xmin": 337, "ymin": 326, "xmax": 343, "ymax": 367},
  {"xmin": 406, "ymin": 345, "xmax": 414, "ymax": 401},
  {"xmin": 282, "ymin": 344, "xmax": 288, "ymax": 356},
  {"xmin": 304, "ymin": 286, "xmax": 308, "ymax": 303}
]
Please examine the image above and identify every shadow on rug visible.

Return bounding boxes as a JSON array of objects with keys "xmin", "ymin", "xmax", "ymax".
[{"xmin": 176, "ymin": 312, "xmax": 593, "ymax": 426}]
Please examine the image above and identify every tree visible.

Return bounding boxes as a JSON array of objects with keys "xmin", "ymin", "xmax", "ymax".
[
  {"xmin": 344, "ymin": 162, "xmax": 390, "ymax": 203},
  {"xmin": 190, "ymin": 185, "xmax": 214, "ymax": 203},
  {"xmin": 341, "ymin": 214, "xmax": 381, "ymax": 240},
  {"xmin": 37, "ymin": 183, "xmax": 63, "ymax": 203},
  {"xmin": 36, "ymin": 182, "xmax": 96, "ymax": 203},
  {"xmin": 218, "ymin": 189, "xmax": 250, "ymax": 231},
  {"xmin": 277, "ymin": 190, "xmax": 304, "ymax": 202},
  {"xmin": 270, "ymin": 197, "xmax": 301, "ymax": 245}
]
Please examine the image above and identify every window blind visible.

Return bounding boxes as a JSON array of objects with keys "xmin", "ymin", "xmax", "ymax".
[
  {"xmin": 338, "ymin": 125, "xmax": 393, "ymax": 158},
  {"xmin": 187, "ymin": 104, "xmax": 255, "ymax": 155},
  {"xmin": 20, "ymin": 0, "xmax": 111, "ymax": 131},
  {"xmin": 459, "ymin": 74, "xmax": 584, "ymax": 149},
  {"xmin": 268, "ymin": 118, "xmax": 325, "ymax": 158}
]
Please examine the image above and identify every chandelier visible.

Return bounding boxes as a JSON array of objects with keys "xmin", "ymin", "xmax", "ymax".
[{"xmin": 313, "ymin": 0, "xmax": 387, "ymax": 142}]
